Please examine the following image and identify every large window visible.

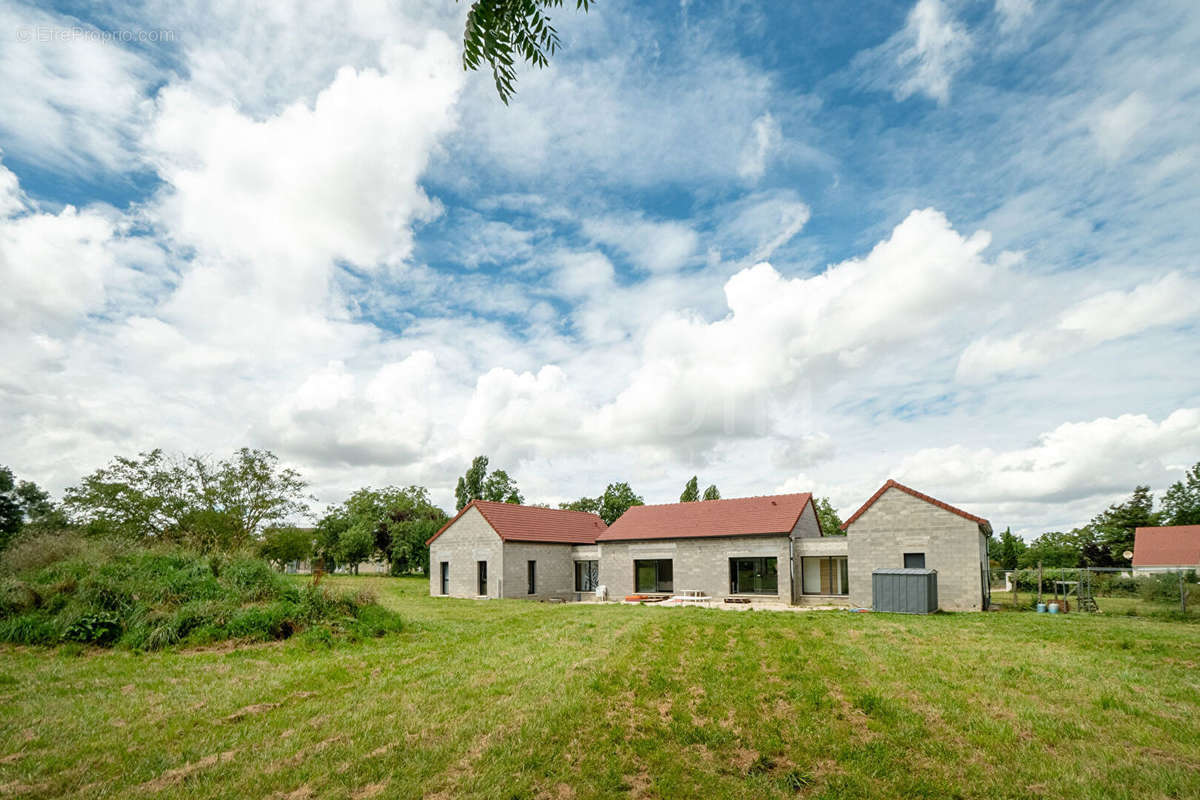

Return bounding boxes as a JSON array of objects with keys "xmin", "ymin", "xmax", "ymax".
[
  {"xmin": 802, "ymin": 556, "xmax": 848, "ymax": 595},
  {"xmin": 439, "ymin": 562, "xmax": 449, "ymax": 595},
  {"xmin": 575, "ymin": 560, "xmax": 599, "ymax": 592},
  {"xmin": 477, "ymin": 560, "xmax": 487, "ymax": 596},
  {"xmin": 729, "ymin": 557, "xmax": 778, "ymax": 595},
  {"xmin": 903, "ymin": 552, "xmax": 926, "ymax": 569},
  {"xmin": 634, "ymin": 559, "xmax": 673, "ymax": 593},
  {"xmin": 527, "ymin": 560, "xmax": 537, "ymax": 594}
]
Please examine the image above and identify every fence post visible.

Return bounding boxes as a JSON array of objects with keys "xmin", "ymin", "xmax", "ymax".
[{"xmin": 1181, "ymin": 571, "xmax": 1188, "ymax": 615}]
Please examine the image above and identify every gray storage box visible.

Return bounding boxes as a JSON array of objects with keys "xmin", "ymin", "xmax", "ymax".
[{"xmin": 871, "ymin": 568, "xmax": 938, "ymax": 614}]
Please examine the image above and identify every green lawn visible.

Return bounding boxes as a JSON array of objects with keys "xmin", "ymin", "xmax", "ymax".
[{"xmin": 1, "ymin": 576, "xmax": 1197, "ymax": 800}]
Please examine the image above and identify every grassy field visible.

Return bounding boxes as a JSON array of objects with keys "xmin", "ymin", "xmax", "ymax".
[
  {"xmin": 0, "ymin": 577, "xmax": 1197, "ymax": 800},
  {"xmin": 990, "ymin": 588, "xmax": 1198, "ymax": 617}
]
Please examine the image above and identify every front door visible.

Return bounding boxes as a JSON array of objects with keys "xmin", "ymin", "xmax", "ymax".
[{"xmin": 477, "ymin": 560, "xmax": 487, "ymax": 596}]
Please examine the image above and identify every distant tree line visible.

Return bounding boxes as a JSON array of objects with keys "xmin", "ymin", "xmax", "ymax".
[{"xmin": 990, "ymin": 461, "xmax": 1200, "ymax": 570}]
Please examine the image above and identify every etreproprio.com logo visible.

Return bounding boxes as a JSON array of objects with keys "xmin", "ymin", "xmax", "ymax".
[{"xmin": 15, "ymin": 25, "xmax": 176, "ymax": 44}]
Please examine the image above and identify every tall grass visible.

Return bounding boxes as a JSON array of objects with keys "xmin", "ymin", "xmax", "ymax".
[{"xmin": 0, "ymin": 533, "xmax": 401, "ymax": 649}]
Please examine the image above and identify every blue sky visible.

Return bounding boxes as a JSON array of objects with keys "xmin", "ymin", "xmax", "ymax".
[{"xmin": 1, "ymin": 0, "xmax": 1198, "ymax": 535}]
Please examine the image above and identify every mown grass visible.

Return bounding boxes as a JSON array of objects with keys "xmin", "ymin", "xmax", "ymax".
[
  {"xmin": 990, "ymin": 588, "xmax": 1199, "ymax": 618},
  {"xmin": 0, "ymin": 576, "xmax": 1197, "ymax": 799}
]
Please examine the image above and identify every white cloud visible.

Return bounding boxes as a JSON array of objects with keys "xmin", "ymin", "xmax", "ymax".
[
  {"xmin": 0, "ymin": 167, "xmax": 122, "ymax": 332},
  {"xmin": 856, "ymin": 0, "xmax": 973, "ymax": 105},
  {"xmin": 147, "ymin": 34, "xmax": 462, "ymax": 277},
  {"xmin": 994, "ymin": 0, "xmax": 1034, "ymax": 33},
  {"xmin": 737, "ymin": 113, "xmax": 780, "ymax": 180},
  {"xmin": 0, "ymin": 5, "xmax": 155, "ymax": 173},
  {"xmin": 551, "ymin": 250, "xmax": 616, "ymax": 297},
  {"xmin": 895, "ymin": 408, "xmax": 1200, "ymax": 506},
  {"xmin": 1090, "ymin": 91, "xmax": 1154, "ymax": 162},
  {"xmin": 450, "ymin": 19, "xmax": 784, "ymax": 188},
  {"xmin": 956, "ymin": 271, "xmax": 1200, "ymax": 382},
  {"xmin": 583, "ymin": 214, "xmax": 700, "ymax": 273},
  {"xmin": 262, "ymin": 353, "xmax": 445, "ymax": 466},
  {"xmin": 715, "ymin": 190, "xmax": 811, "ymax": 263},
  {"xmin": 465, "ymin": 208, "xmax": 1004, "ymax": 456}
]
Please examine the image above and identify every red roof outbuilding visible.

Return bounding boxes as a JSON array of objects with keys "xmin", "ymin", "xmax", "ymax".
[
  {"xmin": 841, "ymin": 479, "xmax": 991, "ymax": 533},
  {"xmin": 1132, "ymin": 525, "xmax": 1200, "ymax": 567},
  {"xmin": 426, "ymin": 500, "xmax": 606, "ymax": 546},
  {"xmin": 596, "ymin": 493, "xmax": 816, "ymax": 541}
]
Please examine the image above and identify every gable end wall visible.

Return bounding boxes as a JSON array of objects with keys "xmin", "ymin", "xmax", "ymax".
[{"xmin": 845, "ymin": 488, "xmax": 986, "ymax": 611}]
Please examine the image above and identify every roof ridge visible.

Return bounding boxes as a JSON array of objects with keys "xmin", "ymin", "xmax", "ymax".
[
  {"xmin": 841, "ymin": 479, "xmax": 989, "ymax": 530},
  {"xmin": 626, "ymin": 491, "xmax": 812, "ymax": 510},
  {"xmin": 472, "ymin": 499, "xmax": 605, "ymax": 518}
]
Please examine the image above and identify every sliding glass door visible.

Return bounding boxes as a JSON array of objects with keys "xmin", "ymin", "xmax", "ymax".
[
  {"xmin": 729, "ymin": 557, "xmax": 778, "ymax": 594},
  {"xmin": 634, "ymin": 559, "xmax": 673, "ymax": 593},
  {"xmin": 801, "ymin": 556, "xmax": 848, "ymax": 595}
]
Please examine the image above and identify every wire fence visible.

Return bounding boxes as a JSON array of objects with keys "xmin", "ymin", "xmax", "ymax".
[{"xmin": 988, "ymin": 566, "xmax": 1198, "ymax": 618}]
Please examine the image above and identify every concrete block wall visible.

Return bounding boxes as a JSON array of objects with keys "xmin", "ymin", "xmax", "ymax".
[
  {"xmin": 845, "ymin": 488, "xmax": 987, "ymax": 611},
  {"xmin": 428, "ymin": 505, "xmax": 504, "ymax": 598},
  {"xmin": 501, "ymin": 541, "xmax": 577, "ymax": 601},
  {"xmin": 791, "ymin": 500, "xmax": 823, "ymax": 538},
  {"xmin": 598, "ymin": 535, "xmax": 792, "ymax": 602}
]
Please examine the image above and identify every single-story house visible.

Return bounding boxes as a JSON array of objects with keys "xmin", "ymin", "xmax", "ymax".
[
  {"xmin": 1132, "ymin": 525, "xmax": 1200, "ymax": 573},
  {"xmin": 428, "ymin": 481, "xmax": 993, "ymax": 611},
  {"xmin": 427, "ymin": 500, "xmax": 606, "ymax": 600},
  {"xmin": 842, "ymin": 479, "xmax": 992, "ymax": 611},
  {"xmin": 595, "ymin": 492, "xmax": 827, "ymax": 604}
]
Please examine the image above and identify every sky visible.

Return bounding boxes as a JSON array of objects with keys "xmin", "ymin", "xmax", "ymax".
[{"xmin": 1, "ymin": 0, "xmax": 1197, "ymax": 537}]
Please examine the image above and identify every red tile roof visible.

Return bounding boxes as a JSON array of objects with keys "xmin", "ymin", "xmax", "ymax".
[
  {"xmin": 1133, "ymin": 525, "xmax": 1200, "ymax": 567},
  {"xmin": 841, "ymin": 479, "xmax": 991, "ymax": 532},
  {"xmin": 426, "ymin": 500, "xmax": 606, "ymax": 546},
  {"xmin": 597, "ymin": 493, "xmax": 815, "ymax": 541}
]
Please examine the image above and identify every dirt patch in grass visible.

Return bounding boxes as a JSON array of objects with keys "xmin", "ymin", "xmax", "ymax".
[
  {"xmin": 271, "ymin": 735, "xmax": 347, "ymax": 772},
  {"xmin": 351, "ymin": 781, "xmax": 388, "ymax": 798},
  {"xmin": 225, "ymin": 702, "xmax": 281, "ymax": 722},
  {"xmin": 140, "ymin": 748, "xmax": 239, "ymax": 791}
]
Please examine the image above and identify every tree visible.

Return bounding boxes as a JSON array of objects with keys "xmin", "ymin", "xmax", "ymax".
[
  {"xmin": 314, "ymin": 508, "xmax": 351, "ymax": 572},
  {"xmin": 560, "ymin": 482, "xmax": 643, "ymax": 525},
  {"xmin": 257, "ymin": 526, "xmax": 315, "ymax": 569},
  {"xmin": 702, "ymin": 485, "xmax": 721, "ymax": 501},
  {"xmin": 597, "ymin": 482, "xmax": 643, "ymax": 526},
  {"xmin": 814, "ymin": 497, "xmax": 844, "ymax": 536},
  {"xmin": 320, "ymin": 486, "xmax": 448, "ymax": 576},
  {"xmin": 994, "ymin": 527, "xmax": 1027, "ymax": 571},
  {"xmin": 460, "ymin": 0, "xmax": 592, "ymax": 104},
  {"xmin": 559, "ymin": 496, "xmax": 601, "ymax": 515},
  {"xmin": 1019, "ymin": 531, "xmax": 1079, "ymax": 568},
  {"xmin": 680, "ymin": 476, "xmax": 700, "ymax": 503},
  {"xmin": 338, "ymin": 527, "xmax": 375, "ymax": 574},
  {"xmin": 482, "ymin": 469, "xmax": 523, "ymax": 504},
  {"xmin": 1087, "ymin": 485, "xmax": 1158, "ymax": 566},
  {"xmin": 62, "ymin": 448, "xmax": 311, "ymax": 551},
  {"xmin": 1, "ymin": 466, "xmax": 61, "ymax": 551},
  {"xmin": 455, "ymin": 456, "xmax": 490, "ymax": 510},
  {"xmin": 1162, "ymin": 462, "xmax": 1200, "ymax": 526},
  {"xmin": 455, "ymin": 456, "xmax": 523, "ymax": 509}
]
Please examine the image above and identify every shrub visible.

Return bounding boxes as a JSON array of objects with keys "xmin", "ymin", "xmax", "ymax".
[
  {"xmin": 62, "ymin": 611, "xmax": 122, "ymax": 645},
  {"xmin": 350, "ymin": 603, "xmax": 404, "ymax": 638},
  {"xmin": 0, "ymin": 531, "xmax": 93, "ymax": 576},
  {"xmin": 0, "ymin": 544, "xmax": 400, "ymax": 650}
]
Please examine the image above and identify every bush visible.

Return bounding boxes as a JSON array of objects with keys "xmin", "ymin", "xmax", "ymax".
[
  {"xmin": 0, "ymin": 544, "xmax": 401, "ymax": 650},
  {"xmin": 0, "ymin": 531, "xmax": 97, "ymax": 576},
  {"xmin": 62, "ymin": 611, "xmax": 122, "ymax": 645},
  {"xmin": 1137, "ymin": 573, "xmax": 1194, "ymax": 603}
]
